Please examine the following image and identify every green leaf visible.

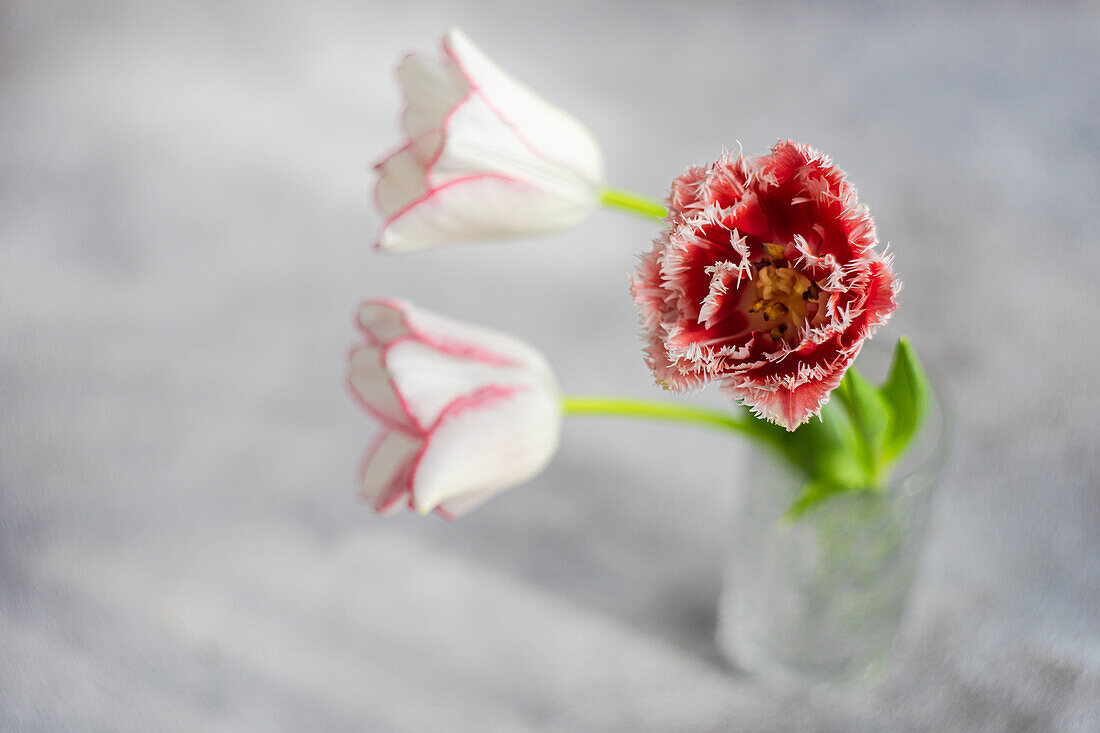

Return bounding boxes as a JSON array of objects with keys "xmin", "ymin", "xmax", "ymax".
[
  {"xmin": 780, "ymin": 400, "xmax": 867, "ymax": 489},
  {"xmin": 761, "ymin": 341, "xmax": 932, "ymax": 521},
  {"xmin": 782, "ymin": 480, "xmax": 850, "ymax": 522},
  {"xmin": 878, "ymin": 338, "xmax": 931, "ymax": 463},
  {"xmin": 834, "ymin": 366, "xmax": 892, "ymax": 479}
]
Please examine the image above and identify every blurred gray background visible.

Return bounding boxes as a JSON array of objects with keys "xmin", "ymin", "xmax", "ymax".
[{"xmin": 2, "ymin": 1, "xmax": 1098, "ymax": 730}]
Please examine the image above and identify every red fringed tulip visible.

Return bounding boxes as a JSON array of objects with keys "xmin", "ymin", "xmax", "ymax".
[
  {"xmin": 373, "ymin": 28, "xmax": 604, "ymax": 252},
  {"xmin": 631, "ymin": 141, "xmax": 899, "ymax": 430},
  {"xmin": 347, "ymin": 299, "xmax": 562, "ymax": 517}
]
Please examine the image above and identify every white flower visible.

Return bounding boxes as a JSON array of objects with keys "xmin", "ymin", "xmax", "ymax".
[
  {"xmin": 373, "ymin": 28, "xmax": 605, "ymax": 252},
  {"xmin": 347, "ymin": 299, "xmax": 562, "ymax": 517}
]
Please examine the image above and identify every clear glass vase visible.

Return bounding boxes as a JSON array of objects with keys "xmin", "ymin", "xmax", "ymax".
[{"xmin": 715, "ymin": 354, "xmax": 950, "ymax": 694}]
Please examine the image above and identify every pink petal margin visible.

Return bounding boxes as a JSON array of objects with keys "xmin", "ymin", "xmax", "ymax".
[{"xmin": 347, "ymin": 299, "xmax": 531, "ymax": 518}]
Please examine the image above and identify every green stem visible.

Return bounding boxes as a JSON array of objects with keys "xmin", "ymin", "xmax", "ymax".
[
  {"xmin": 599, "ymin": 187, "xmax": 667, "ymax": 221},
  {"xmin": 561, "ymin": 395, "xmax": 756, "ymax": 437}
]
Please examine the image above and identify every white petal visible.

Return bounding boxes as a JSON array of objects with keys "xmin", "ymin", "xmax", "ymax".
[
  {"xmin": 434, "ymin": 487, "xmax": 499, "ymax": 518},
  {"xmin": 411, "ymin": 386, "xmax": 562, "ymax": 515},
  {"xmin": 395, "ymin": 304, "xmax": 555, "ymax": 379},
  {"xmin": 347, "ymin": 344, "xmax": 413, "ymax": 429},
  {"xmin": 396, "ymin": 52, "xmax": 468, "ymax": 160},
  {"xmin": 385, "ymin": 339, "xmax": 542, "ymax": 428},
  {"xmin": 377, "ymin": 174, "xmax": 594, "ymax": 251},
  {"xmin": 357, "ymin": 299, "xmax": 413, "ymax": 344},
  {"xmin": 375, "ymin": 147, "xmax": 428, "ymax": 218},
  {"xmin": 357, "ymin": 300, "xmax": 552, "ymax": 382},
  {"xmin": 360, "ymin": 429, "xmax": 423, "ymax": 509},
  {"xmin": 429, "ymin": 92, "xmax": 599, "ymax": 205},
  {"xmin": 442, "ymin": 28, "xmax": 604, "ymax": 185}
]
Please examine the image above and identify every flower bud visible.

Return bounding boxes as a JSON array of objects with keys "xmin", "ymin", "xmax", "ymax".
[
  {"xmin": 374, "ymin": 28, "xmax": 604, "ymax": 251},
  {"xmin": 347, "ymin": 299, "xmax": 561, "ymax": 517}
]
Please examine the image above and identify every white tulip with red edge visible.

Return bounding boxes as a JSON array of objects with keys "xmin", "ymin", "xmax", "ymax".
[
  {"xmin": 374, "ymin": 28, "xmax": 605, "ymax": 251},
  {"xmin": 347, "ymin": 299, "xmax": 562, "ymax": 517}
]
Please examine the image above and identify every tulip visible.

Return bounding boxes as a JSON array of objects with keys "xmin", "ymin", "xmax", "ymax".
[
  {"xmin": 347, "ymin": 299, "xmax": 562, "ymax": 517},
  {"xmin": 631, "ymin": 141, "xmax": 899, "ymax": 429},
  {"xmin": 373, "ymin": 28, "xmax": 605, "ymax": 251}
]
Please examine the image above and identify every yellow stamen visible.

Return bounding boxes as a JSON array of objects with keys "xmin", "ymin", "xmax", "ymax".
[
  {"xmin": 749, "ymin": 262, "xmax": 819, "ymax": 342},
  {"xmin": 760, "ymin": 302, "xmax": 788, "ymax": 322},
  {"xmin": 762, "ymin": 242, "xmax": 786, "ymax": 259}
]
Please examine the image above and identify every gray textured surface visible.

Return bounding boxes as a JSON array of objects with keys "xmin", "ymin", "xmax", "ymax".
[{"xmin": 2, "ymin": 1, "xmax": 1099, "ymax": 730}]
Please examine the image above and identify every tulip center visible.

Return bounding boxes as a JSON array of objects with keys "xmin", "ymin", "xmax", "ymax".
[{"xmin": 748, "ymin": 248, "xmax": 820, "ymax": 342}]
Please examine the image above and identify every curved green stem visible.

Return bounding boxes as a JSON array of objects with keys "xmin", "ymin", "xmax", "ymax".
[
  {"xmin": 561, "ymin": 395, "xmax": 755, "ymax": 437},
  {"xmin": 599, "ymin": 187, "xmax": 667, "ymax": 221}
]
